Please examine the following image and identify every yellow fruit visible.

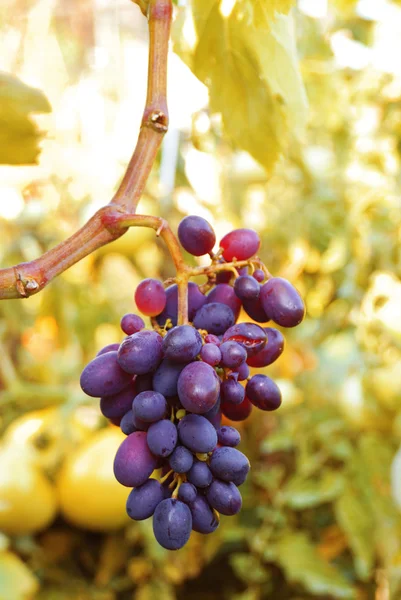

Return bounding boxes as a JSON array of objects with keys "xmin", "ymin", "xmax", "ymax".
[
  {"xmin": 0, "ymin": 445, "xmax": 58, "ymax": 535},
  {"xmin": 57, "ymin": 427, "xmax": 130, "ymax": 531}
]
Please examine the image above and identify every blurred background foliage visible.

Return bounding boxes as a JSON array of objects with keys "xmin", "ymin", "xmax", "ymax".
[{"xmin": 2, "ymin": 0, "xmax": 401, "ymax": 598}]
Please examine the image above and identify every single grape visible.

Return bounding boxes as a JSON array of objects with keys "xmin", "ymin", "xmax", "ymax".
[
  {"xmin": 200, "ymin": 343, "xmax": 222, "ymax": 366},
  {"xmin": 238, "ymin": 266, "xmax": 248, "ymax": 276},
  {"xmin": 253, "ymin": 269, "xmax": 265, "ymax": 283},
  {"xmin": 80, "ymin": 351, "xmax": 132, "ymax": 398},
  {"xmin": 117, "ymin": 330, "xmax": 163, "ymax": 375},
  {"xmin": 234, "ymin": 361, "xmax": 250, "ymax": 381},
  {"xmin": 178, "ymin": 482, "xmax": 197, "ymax": 504},
  {"xmin": 234, "ymin": 276, "xmax": 260, "ymax": 301},
  {"xmin": 135, "ymin": 278, "xmax": 167, "ymax": 317},
  {"xmin": 156, "ymin": 283, "xmax": 206, "ymax": 327},
  {"xmin": 209, "ymin": 447, "xmax": 250, "ymax": 486},
  {"xmin": 120, "ymin": 313, "xmax": 145, "ymax": 335},
  {"xmin": 217, "ymin": 426, "xmax": 241, "ymax": 447},
  {"xmin": 247, "ymin": 327, "xmax": 285, "ymax": 368},
  {"xmin": 222, "ymin": 322, "xmax": 267, "ymax": 356},
  {"xmin": 245, "ymin": 374, "xmax": 282, "ymax": 411},
  {"xmin": 193, "ymin": 302, "xmax": 235, "ymax": 336},
  {"xmin": 189, "ymin": 495, "xmax": 219, "ymax": 534},
  {"xmin": 178, "ymin": 215, "xmax": 216, "ymax": 256},
  {"xmin": 131, "ymin": 411, "xmax": 150, "ymax": 431},
  {"xmin": 100, "ymin": 382, "xmax": 137, "ymax": 420},
  {"xmin": 204, "ymin": 334, "xmax": 221, "ymax": 346},
  {"xmin": 120, "ymin": 410, "xmax": 137, "ymax": 435},
  {"xmin": 113, "ymin": 431, "xmax": 158, "ymax": 487},
  {"xmin": 242, "ymin": 296, "xmax": 270, "ymax": 323},
  {"xmin": 260, "ymin": 277, "xmax": 305, "ymax": 327},
  {"xmin": 219, "ymin": 229, "xmax": 260, "ymax": 261},
  {"xmin": 153, "ymin": 498, "xmax": 192, "ymax": 550},
  {"xmin": 178, "ymin": 414, "xmax": 218, "ymax": 453},
  {"xmin": 96, "ymin": 343, "xmax": 120, "ymax": 357},
  {"xmin": 133, "ymin": 390, "xmax": 168, "ymax": 422},
  {"xmin": 169, "ymin": 445, "xmax": 194, "ymax": 473},
  {"xmin": 187, "ymin": 460, "xmax": 213, "ymax": 488},
  {"xmin": 177, "ymin": 362, "xmax": 220, "ymax": 414},
  {"xmin": 220, "ymin": 341, "xmax": 247, "ymax": 369},
  {"xmin": 126, "ymin": 479, "xmax": 164, "ymax": 521},
  {"xmin": 220, "ymin": 378, "xmax": 245, "ymax": 405},
  {"xmin": 153, "ymin": 359, "xmax": 188, "ymax": 398},
  {"xmin": 163, "ymin": 325, "xmax": 202, "ymax": 363},
  {"xmin": 216, "ymin": 259, "xmax": 233, "ymax": 284},
  {"xmin": 221, "ymin": 397, "xmax": 253, "ymax": 421},
  {"xmin": 147, "ymin": 419, "xmax": 178, "ymax": 457},
  {"xmin": 206, "ymin": 284, "xmax": 242, "ymax": 321},
  {"xmin": 206, "ymin": 480, "xmax": 242, "ymax": 516}
]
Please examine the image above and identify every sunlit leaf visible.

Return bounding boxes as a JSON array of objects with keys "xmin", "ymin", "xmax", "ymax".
[
  {"xmin": 282, "ymin": 470, "xmax": 345, "ymax": 509},
  {"xmin": 230, "ymin": 553, "xmax": 270, "ymax": 585}
]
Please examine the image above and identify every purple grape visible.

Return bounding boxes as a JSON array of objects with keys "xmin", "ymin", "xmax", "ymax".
[
  {"xmin": 203, "ymin": 396, "xmax": 221, "ymax": 421},
  {"xmin": 220, "ymin": 341, "xmax": 247, "ymax": 369},
  {"xmin": 120, "ymin": 410, "xmax": 137, "ymax": 435},
  {"xmin": 260, "ymin": 277, "xmax": 305, "ymax": 327},
  {"xmin": 169, "ymin": 445, "xmax": 194, "ymax": 473},
  {"xmin": 234, "ymin": 276, "xmax": 260, "ymax": 301},
  {"xmin": 234, "ymin": 362, "xmax": 250, "ymax": 381},
  {"xmin": 238, "ymin": 267, "xmax": 248, "ymax": 276},
  {"xmin": 209, "ymin": 447, "xmax": 250, "ymax": 486},
  {"xmin": 153, "ymin": 498, "xmax": 192, "ymax": 550},
  {"xmin": 126, "ymin": 479, "xmax": 164, "ymax": 520},
  {"xmin": 242, "ymin": 296, "xmax": 270, "ymax": 323},
  {"xmin": 178, "ymin": 482, "xmax": 197, "ymax": 504},
  {"xmin": 132, "ymin": 411, "xmax": 150, "ymax": 431},
  {"xmin": 200, "ymin": 343, "xmax": 222, "ymax": 366},
  {"xmin": 135, "ymin": 278, "xmax": 167, "ymax": 317},
  {"xmin": 117, "ymin": 330, "xmax": 163, "ymax": 375},
  {"xmin": 178, "ymin": 215, "xmax": 216, "ymax": 256},
  {"xmin": 247, "ymin": 327, "xmax": 285, "ymax": 368},
  {"xmin": 178, "ymin": 414, "xmax": 218, "ymax": 453},
  {"xmin": 153, "ymin": 359, "xmax": 188, "ymax": 398},
  {"xmin": 156, "ymin": 283, "xmax": 206, "ymax": 327},
  {"xmin": 120, "ymin": 313, "xmax": 145, "ymax": 335},
  {"xmin": 177, "ymin": 362, "xmax": 220, "ymax": 414},
  {"xmin": 222, "ymin": 322, "xmax": 267, "ymax": 356},
  {"xmin": 100, "ymin": 382, "xmax": 137, "ymax": 420},
  {"xmin": 206, "ymin": 284, "xmax": 242, "ymax": 322},
  {"xmin": 189, "ymin": 495, "xmax": 219, "ymax": 534},
  {"xmin": 217, "ymin": 426, "xmax": 241, "ymax": 447},
  {"xmin": 147, "ymin": 420, "xmax": 178, "ymax": 457},
  {"xmin": 245, "ymin": 374, "xmax": 282, "ymax": 411},
  {"xmin": 221, "ymin": 397, "xmax": 252, "ymax": 422},
  {"xmin": 220, "ymin": 229, "xmax": 260, "ymax": 261},
  {"xmin": 253, "ymin": 269, "xmax": 265, "ymax": 283},
  {"xmin": 162, "ymin": 325, "xmax": 202, "ymax": 363},
  {"xmin": 193, "ymin": 303, "xmax": 235, "ymax": 336},
  {"xmin": 216, "ymin": 260, "xmax": 233, "ymax": 285},
  {"xmin": 204, "ymin": 334, "xmax": 221, "ymax": 346},
  {"xmin": 80, "ymin": 351, "xmax": 132, "ymax": 398},
  {"xmin": 207, "ymin": 410, "xmax": 222, "ymax": 429},
  {"xmin": 113, "ymin": 431, "xmax": 158, "ymax": 487},
  {"xmin": 220, "ymin": 379, "xmax": 245, "ymax": 405},
  {"xmin": 187, "ymin": 460, "xmax": 213, "ymax": 488},
  {"xmin": 135, "ymin": 373, "xmax": 153, "ymax": 393},
  {"xmin": 133, "ymin": 390, "xmax": 168, "ymax": 422},
  {"xmin": 206, "ymin": 480, "xmax": 242, "ymax": 516},
  {"xmin": 96, "ymin": 343, "xmax": 120, "ymax": 357}
]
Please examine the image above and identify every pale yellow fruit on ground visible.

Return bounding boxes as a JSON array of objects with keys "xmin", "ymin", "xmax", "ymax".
[
  {"xmin": 57, "ymin": 427, "xmax": 130, "ymax": 531},
  {"xmin": 0, "ymin": 445, "xmax": 58, "ymax": 535}
]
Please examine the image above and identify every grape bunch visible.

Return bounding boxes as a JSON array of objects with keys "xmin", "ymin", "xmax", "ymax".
[{"xmin": 80, "ymin": 215, "xmax": 305, "ymax": 550}]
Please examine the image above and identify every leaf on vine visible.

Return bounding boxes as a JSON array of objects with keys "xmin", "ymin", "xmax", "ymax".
[{"xmin": 0, "ymin": 72, "xmax": 51, "ymax": 165}]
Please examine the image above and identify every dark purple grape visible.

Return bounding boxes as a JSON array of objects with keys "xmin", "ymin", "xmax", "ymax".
[
  {"xmin": 178, "ymin": 414, "xmax": 217, "ymax": 453},
  {"xmin": 120, "ymin": 410, "xmax": 137, "ymax": 435},
  {"xmin": 216, "ymin": 259, "xmax": 233, "ymax": 285},
  {"xmin": 113, "ymin": 431, "xmax": 158, "ymax": 487},
  {"xmin": 189, "ymin": 495, "xmax": 219, "ymax": 534},
  {"xmin": 222, "ymin": 323, "xmax": 267, "ymax": 356},
  {"xmin": 177, "ymin": 362, "xmax": 220, "ymax": 414},
  {"xmin": 178, "ymin": 215, "xmax": 216, "ymax": 256},
  {"xmin": 153, "ymin": 498, "xmax": 192, "ymax": 550},
  {"xmin": 234, "ymin": 276, "xmax": 260, "ymax": 301},
  {"xmin": 217, "ymin": 426, "xmax": 241, "ymax": 447},
  {"xmin": 206, "ymin": 284, "xmax": 242, "ymax": 322},
  {"xmin": 245, "ymin": 374, "xmax": 282, "ymax": 411},
  {"xmin": 147, "ymin": 420, "xmax": 178, "ymax": 457},
  {"xmin": 135, "ymin": 278, "xmax": 167, "ymax": 317},
  {"xmin": 204, "ymin": 334, "xmax": 221, "ymax": 346},
  {"xmin": 260, "ymin": 277, "xmax": 305, "ymax": 327},
  {"xmin": 238, "ymin": 267, "xmax": 248, "ymax": 276},
  {"xmin": 220, "ymin": 379, "xmax": 245, "ymax": 405},
  {"xmin": 126, "ymin": 478, "xmax": 164, "ymax": 520},
  {"xmin": 133, "ymin": 390, "xmax": 168, "ymax": 423},
  {"xmin": 209, "ymin": 447, "xmax": 250, "ymax": 486},
  {"xmin": 193, "ymin": 303, "xmax": 235, "ymax": 336},
  {"xmin": 80, "ymin": 351, "xmax": 132, "ymax": 398},
  {"xmin": 153, "ymin": 359, "xmax": 188, "ymax": 398},
  {"xmin": 206, "ymin": 480, "xmax": 242, "ymax": 516},
  {"xmin": 96, "ymin": 343, "xmax": 120, "ymax": 357},
  {"xmin": 253, "ymin": 269, "xmax": 265, "ymax": 283},
  {"xmin": 203, "ymin": 396, "xmax": 221, "ymax": 421},
  {"xmin": 132, "ymin": 411, "xmax": 150, "ymax": 431},
  {"xmin": 163, "ymin": 325, "xmax": 202, "ymax": 363},
  {"xmin": 221, "ymin": 397, "xmax": 252, "ymax": 422},
  {"xmin": 234, "ymin": 362, "xmax": 250, "ymax": 381},
  {"xmin": 220, "ymin": 229, "xmax": 260, "ymax": 261},
  {"xmin": 207, "ymin": 410, "xmax": 222, "ymax": 429},
  {"xmin": 220, "ymin": 341, "xmax": 247, "ymax": 369},
  {"xmin": 247, "ymin": 327, "xmax": 285, "ymax": 368},
  {"xmin": 135, "ymin": 373, "xmax": 153, "ymax": 393},
  {"xmin": 117, "ymin": 330, "xmax": 163, "ymax": 375},
  {"xmin": 169, "ymin": 445, "xmax": 194, "ymax": 473},
  {"xmin": 156, "ymin": 283, "xmax": 206, "ymax": 327},
  {"xmin": 242, "ymin": 296, "xmax": 270, "ymax": 323},
  {"xmin": 200, "ymin": 343, "xmax": 222, "ymax": 366},
  {"xmin": 100, "ymin": 382, "xmax": 137, "ymax": 420},
  {"xmin": 178, "ymin": 482, "xmax": 197, "ymax": 504},
  {"xmin": 120, "ymin": 313, "xmax": 145, "ymax": 335},
  {"xmin": 187, "ymin": 460, "xmax": 213, "ymax": 488}
]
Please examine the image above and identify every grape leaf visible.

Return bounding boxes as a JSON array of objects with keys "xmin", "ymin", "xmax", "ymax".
[{"xmin": 282, "ymin": 470, "xmax": 345, "ymax": 509}]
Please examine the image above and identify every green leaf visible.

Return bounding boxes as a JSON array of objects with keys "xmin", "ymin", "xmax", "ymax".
[
  {"xmin": 275, "ymin": 532, "xmax": 356, "ymax": 599},
  {"xmin": 230, "ymin": 553, "xmax": 270, "ymax": 585},
  {"xmin": 282, "ymin": 470, "xmax": 345, "ymax": 509},
  {"xmin": 0, "ymin": 551, "xmax": 39, "ymax": 600}
]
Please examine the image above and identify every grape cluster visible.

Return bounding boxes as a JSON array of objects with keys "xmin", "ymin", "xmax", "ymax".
[{"xmin": 80, "ymin": 215, "xmax": 305, "ymax": 550}]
